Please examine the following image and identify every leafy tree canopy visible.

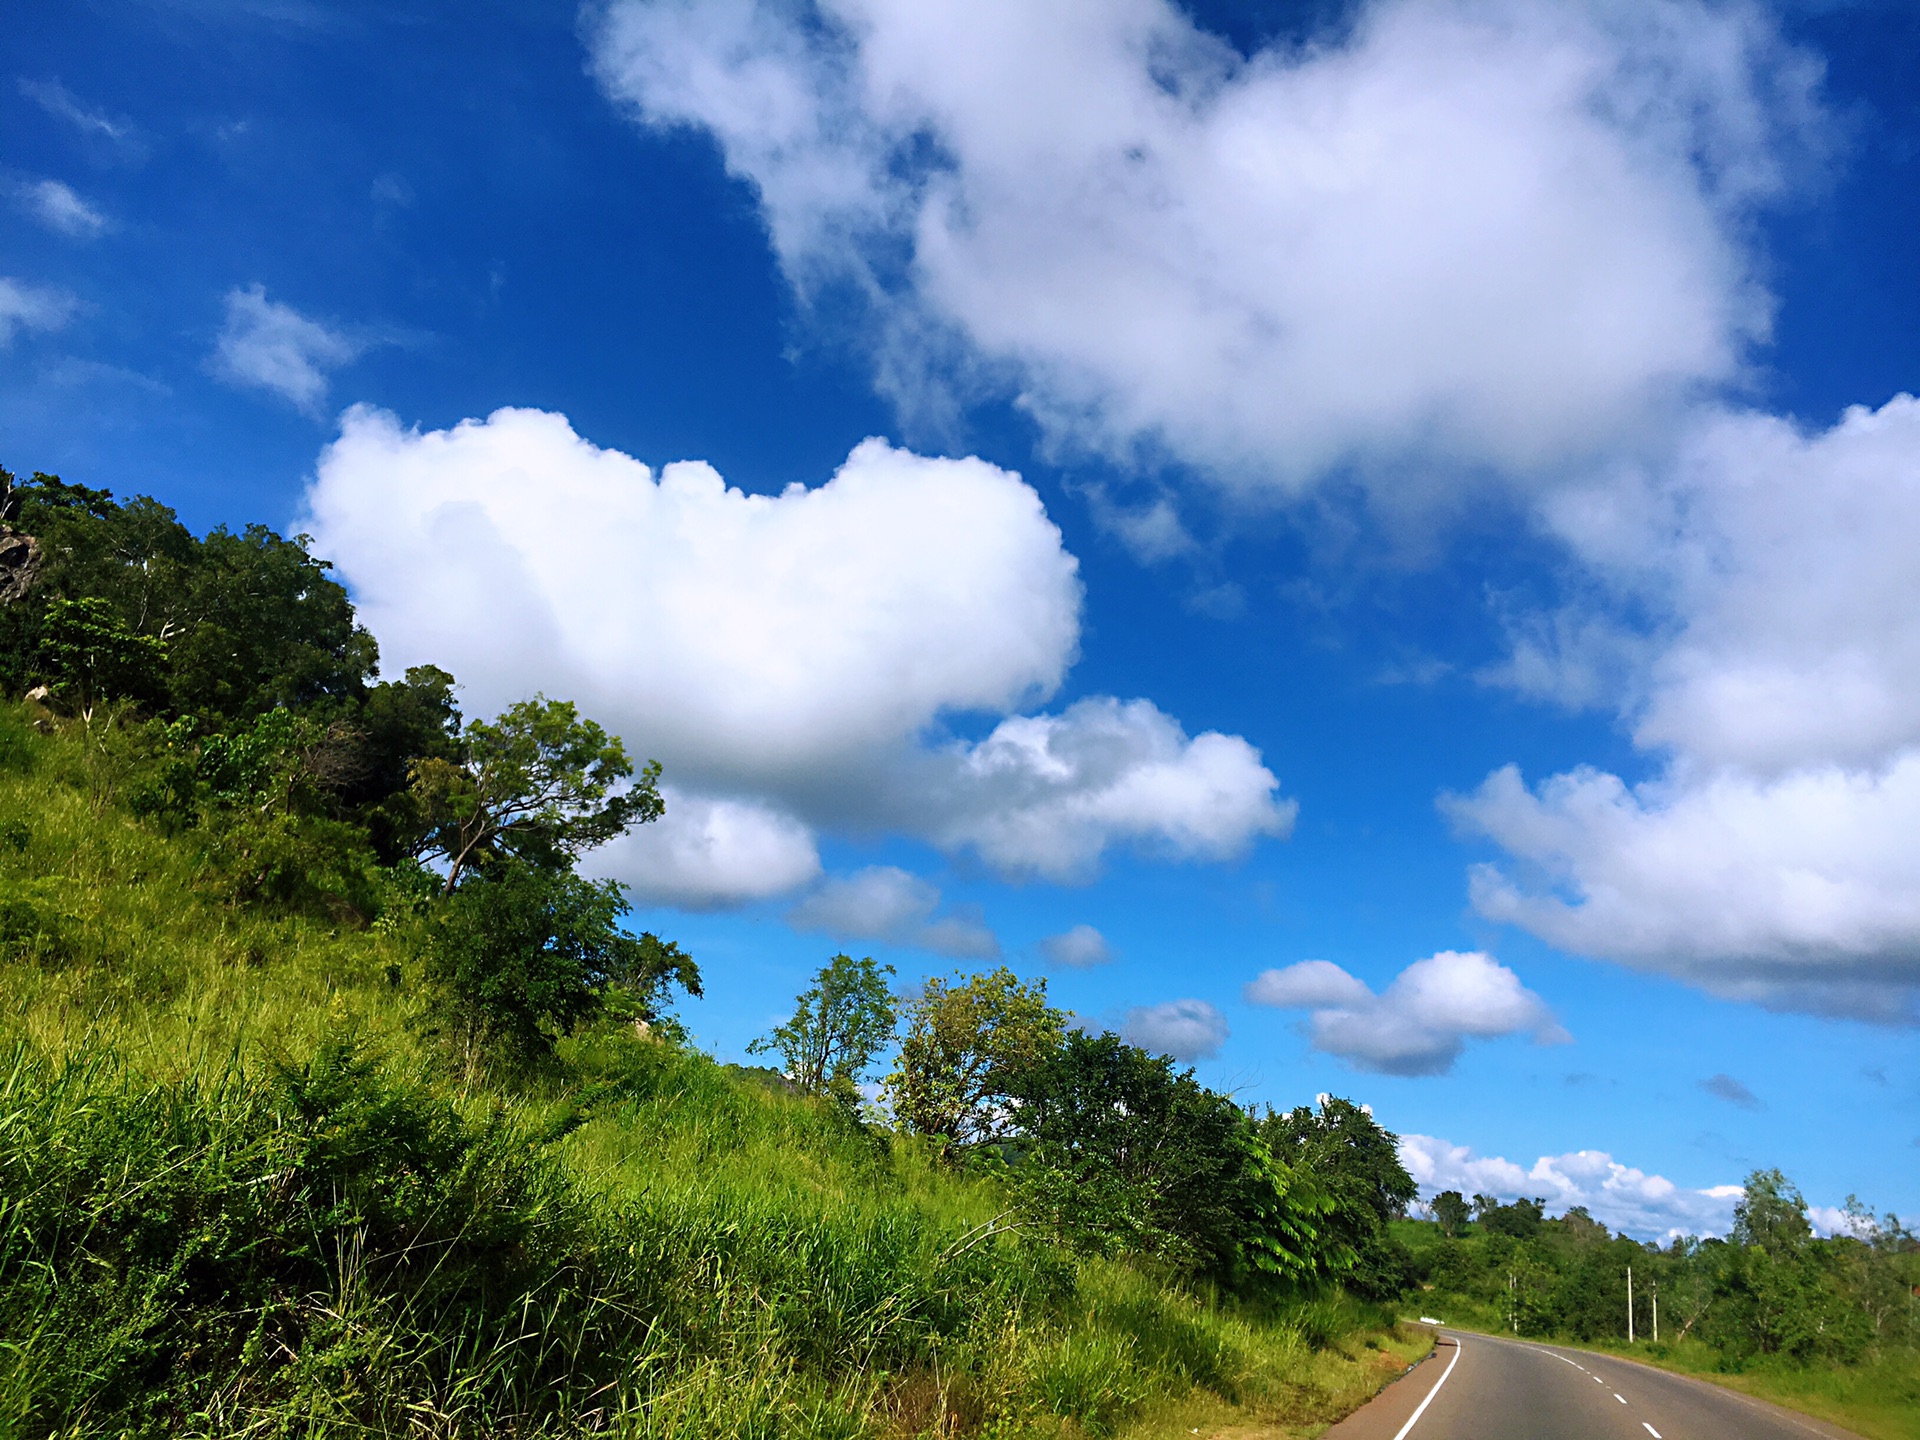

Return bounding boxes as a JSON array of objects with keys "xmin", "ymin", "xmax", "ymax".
[
  {"xmin": 426, "ymin": 860, "xmax": 700, "ymax": 1057},
  {"xmin": 885, "ymin": 966, "xmax": 1064, "ymax": 1155},
  {"xmin": 1734, "ymin": 1167, "xmax": 1813, "ymax": 1254},
  {"xmin": 2, "ymin": 470, "xmax": 376, "ymax": 721},
  {"xmin": 748, "ymin": 952, "xmax": 896, "ymax": 1105},
  {"xmin": 1259, "ymin": 1096, "xmax": 1417, "ymax": 1299},
  {"xmin": 1431, "ymin": 1190, "xmax": 1471, "ymax": 1238},
  {"xmin": 1007, "ymin": 1029, "xmax": 1334, "ymax": 1291},
  {"xmin": 410, "ymin": 695, "xmax": 663, "ymax": 892}
]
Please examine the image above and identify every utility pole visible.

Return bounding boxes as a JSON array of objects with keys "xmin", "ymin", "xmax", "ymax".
[
  {"xmin": 1627, "ymin": 1265, "xmax": 1635, "ymax": 1345},
  {"xmin": 1509, "ymin": 1271, "xmax": 1517, "ymax": 1334},
  {"xmin": 1652, "ymin": 1279, "xmax": 1659, "ymax": 1344}
]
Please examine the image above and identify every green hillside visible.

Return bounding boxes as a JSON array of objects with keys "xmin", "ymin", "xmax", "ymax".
[{"xmin": 0, "ymin": 463, "xmax": 1428, "ymax": 1438}]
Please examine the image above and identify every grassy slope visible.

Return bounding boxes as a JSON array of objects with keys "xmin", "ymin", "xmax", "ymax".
[{"xmin": 0, "ymin": 705, "xmax": 1427, "ymax": 1439}]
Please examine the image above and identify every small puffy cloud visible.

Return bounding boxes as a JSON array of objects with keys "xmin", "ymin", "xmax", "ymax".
[
  {"xmin": 912, "ymin": 697, "xmax": 1294, "ymax": 882},
  {"xmin": 0, "ymin": 277, "xmax": 76, "ymax": 345},
  {"xmin": 1038, "ymin": 923, "xmax": 1112, "ymax": 968},
  {"xmin": 1398, "ymin": 1133, "xmax": 1745, "ymax": 1240},
  {"xmin": 302, "ymin": 408, "xmax": 1292, "ymax": 904},
  {"xmin": 1700, "ymin": 1073, "xmax": 1762, "ymax": 1110},
  {"xmin": 591, "ymin": 0, "xmax": 1817, "ymax": 494},
  {"xmin": 1247, "ymin": 950, "xmax": 1566, "ymax": 1076},
  {"xmin": 1123, "ymin": 999, "xmax": 1228, "ymax": 1062},
  {"xmin": 1463, "ymin": 397, "xmax": 1920, "ymax": 1022},
  {"xmin": 585, "ymin": 788, "xmax": 820, "ymax": 910},
  {"xmin": 789, "ymin": 865, "xmax": 999, "ymax": 959},
  {"xmin": 210, "ymin": 284, "xmax": 362, "ymax": 416},
  {"xmin": 16, "ymin": 179, "xmax": 108, "ymax": 239},
  {"xmin": 1245, "ymin": 958, "xmax": 1372, "ymax": 1009}
]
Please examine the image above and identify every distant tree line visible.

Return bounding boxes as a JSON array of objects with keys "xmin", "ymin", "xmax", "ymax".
[{"xmin": 1407, "ymin": 1174, "xmax": 1918, "ymax": 1367}]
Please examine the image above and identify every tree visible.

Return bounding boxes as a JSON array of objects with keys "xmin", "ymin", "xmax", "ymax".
[
  {"xmin": 37, "ymin": 596, "xmax": 169, "ymax": 719},
  {"xmin": 1432, "ymin": 1190, "xmax": 1471, "ymax": 1238},
  {"xmin": 1480, "ymin": 1197, "xmax": 1546, "ymax": 1239},
  {"xmin": 410, "ymin": 696, "xmax": 664, "ymax": 893},
  {"xmin": 426, "ymin": 860, "xmax": 699, "ymax": 1057},
  {"xmin": 1258, "ymin": 1096, "xmax": 1418, "ymax": 1298},
  {"xmin": 2, "ymin": 471, "xmax": 376, "ymax": 721},
  {"xmin": 345, "ymin": 664, "xmax": 464, "ymax": 862},
  {"xmin": 1007, "ymin": 1029, "xmax": 1333, "ymax": 1290},
  {"xmin": 748, "ymin": 953, "xmax": 896, "ymax": 1104},
  {"xmin": 884, "ymin": 967, "xmax": 1064, "ymax": 1155},
  {"xmin": 1734, "ymin": 1168, "xmax": 1812, "ymax": 1254}
]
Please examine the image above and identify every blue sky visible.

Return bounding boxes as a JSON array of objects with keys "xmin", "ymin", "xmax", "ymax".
[{"xmin": 5, "ymin": 0, "xmax": 1917, "ymax": 1238}]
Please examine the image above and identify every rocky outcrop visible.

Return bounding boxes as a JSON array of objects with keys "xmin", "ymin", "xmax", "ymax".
[
  {"xmin": 0, "ymin": 471, "xmax": 41, "ymax": 606},
  {"xmin": 0, "ymin": 527, "xmax": 39, "ymax": 607}
]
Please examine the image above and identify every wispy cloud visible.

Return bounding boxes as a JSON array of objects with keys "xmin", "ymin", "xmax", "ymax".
[
  {"xmin": 209, "ymin": 284, "xmax": 363, "ymax": 416},
  {"xmin": 1699, "ymin": 1073, "xmax": 1764, "ymax": 1110},
  {"xmin": 0, "ymin": 277, "xmax": 78, "ymax": 346},
  {"xmin": 16, "ymin": 179, "xmax": 108, "ymax": 238},
  {"xmin": 19, "ymin": 79, "xmax": 144, "ymax": 159}
]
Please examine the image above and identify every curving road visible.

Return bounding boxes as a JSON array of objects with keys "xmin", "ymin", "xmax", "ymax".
[{"xmin": 1321, "ymin": 1329, "xmax": 1863, "ymax": 1440}]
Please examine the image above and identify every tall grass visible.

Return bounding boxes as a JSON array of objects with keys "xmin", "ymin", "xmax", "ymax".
[{"xmin": 0, "ymin": 705, "xmax": 1425, "ymax": 1437}]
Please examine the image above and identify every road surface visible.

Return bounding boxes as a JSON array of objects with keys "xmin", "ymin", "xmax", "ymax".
[{"xmin": 1321, "ymin": 1329, "xmax": 1863, "ymax": 1440}]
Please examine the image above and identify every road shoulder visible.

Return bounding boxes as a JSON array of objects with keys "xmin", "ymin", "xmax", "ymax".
[{"xmin": 1315, "ymin": 1329, "xmax": 1457, "ymax": 1440}]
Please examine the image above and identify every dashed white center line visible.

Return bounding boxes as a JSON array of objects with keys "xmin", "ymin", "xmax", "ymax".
[
  {"xmin": 1614, "ymin": 1393, "xmax": 1627, "ymax": 1404},
  {"xmin": 1643, "ymin": 1426, "xmax": 1662, "ymax": 1439}
]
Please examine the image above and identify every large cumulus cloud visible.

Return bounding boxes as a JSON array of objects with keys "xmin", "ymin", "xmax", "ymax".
[
  {"xmin": 300, "ymin": 405, "xmax": 1292, "ymax": 905},
  {"xmin": 1457, "ymin": 398, "xmax": 1920, "ymax": 1022},
  {"xmin": 589, "ymin": 0, "xmax": 1815, "ymax": 492}
]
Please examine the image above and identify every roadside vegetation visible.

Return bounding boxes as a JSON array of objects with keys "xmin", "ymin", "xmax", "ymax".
[
  {"xmin": 1400, "ymin": 1186, "xmax": 1920, "ymax": 1440},
  {"xmin": 0, "ymin": 462, "xmax": 1430, "ymax": 1437}
]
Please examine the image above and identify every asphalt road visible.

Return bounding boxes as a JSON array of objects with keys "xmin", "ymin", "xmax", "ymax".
[{"xmin": 1321, "ymin": 1329, "xmax": 1863, "ymax": 1440}]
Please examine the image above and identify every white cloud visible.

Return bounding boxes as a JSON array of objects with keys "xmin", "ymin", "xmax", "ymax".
[
  {"xmin": 1247, "ymin": 950, "xmax": 1567, "ymax": 1076},
  {"xmin": 590, "ymin": 0, "xmax": 1817, "ymax": 493},
  {"xmin": 17, "ymin": 179, "xmax": 108, "ymax": 239},
  {"xmin": 301, "ymin": 407, "xmax": 1292, "ymax": 904},
  {"xmin": 19, "ymin": 79, "xmax": 142, "ymax": 157},
  {"xmin": 1038, "ymin": 923, "xmax": 1112, "ymax": 968},
  {"xmin": 0, "ymin": 278, "xmax": 76, "ymax": 346},
  {"xmin": 911, "ymin": 697, "xmax": 1293, "ymax": 882},
  {"xmin": 1399, "ymin": 1133, "xmax": 1745, "ymax": 1240},
  {"xmin": 210, "ymin": 284, "xmax": 362, "ymax": 415},
  {"xmin": 586, "ymin": 787, "xmax": 820, "ymax": 910},
  {"xmin": 1123, "ymin": 998, "xmax": 1228, "ymax": 1062},
  {"xmin": 1459, "ymin": 396, "xmax": 1920, "ymax": 1022},
  {"xmin": 789, "ymin": 865, "xmax": 999, "ymax": 959},
  {"xmin": 1245, "ymin": 958, "xmax": 1372, "ymax": 1009}
]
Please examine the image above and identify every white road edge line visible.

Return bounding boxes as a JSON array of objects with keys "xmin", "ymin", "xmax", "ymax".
[
  {"xmin": 1643, "ymin": 1426, "xmax": 1662, "ymax": 1439},
  {"xmin": 1392, "ymin": 1335, "xmax": 1464, "ymax": 1440}
]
